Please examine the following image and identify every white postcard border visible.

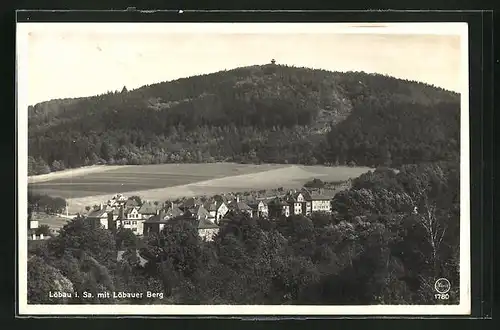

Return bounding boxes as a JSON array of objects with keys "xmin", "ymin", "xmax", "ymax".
[{"xmin": 17, "ymin": 22, "xmax": 470, "ymax": 316}]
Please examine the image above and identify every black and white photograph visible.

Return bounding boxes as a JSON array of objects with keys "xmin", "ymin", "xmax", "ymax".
[{"xmin": 17, "ymin": 22, "xmax": 470, "ymax": 315}]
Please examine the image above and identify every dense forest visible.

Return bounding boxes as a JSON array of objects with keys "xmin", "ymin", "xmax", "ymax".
[
  {"xmin": 28, "ymin": 64, "xmax": 460, "ymax": 175},
  {"xmin": 28, "ymin": 161, "xmax": 459, "ymax": 305}
]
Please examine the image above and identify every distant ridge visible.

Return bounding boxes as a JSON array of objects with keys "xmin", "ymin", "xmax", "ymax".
[{"xmin": 28, "ymin": 64, "xmax": 460, "ymax": 175}]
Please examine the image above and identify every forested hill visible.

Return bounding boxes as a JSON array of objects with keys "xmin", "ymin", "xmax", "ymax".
[{"xmin": 28, "ymin": 64, "xmax": 460, "ymax": 175}]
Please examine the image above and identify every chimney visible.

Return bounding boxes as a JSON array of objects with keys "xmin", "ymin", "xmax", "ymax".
[
  {"xmin": 236, "ymin": 195, "xmax": 240, "ymax": 203},
  {"xmin": 171, "ymin": 202, "xmax": 174, "ymax": 209}
]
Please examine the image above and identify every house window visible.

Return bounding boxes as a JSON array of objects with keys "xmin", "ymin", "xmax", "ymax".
[
  {"xmin": 123, "ymin": 221, "xmax": 130, "ymax": 225},
  {"xmin": 132, "ymin": 221, "xmax": 137, "ymax": 225},
  {"xmin": 132, "ymin": 227, "xmax": 137, "ymax": 232}
]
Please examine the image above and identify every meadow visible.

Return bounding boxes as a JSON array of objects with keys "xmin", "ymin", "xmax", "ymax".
[
  {"xmin": 28, "ymin": 163, "xmax": 372, "ymax": 213},
  {"xmin": 28, "ymin": 163, "xmax": 288, "ymax": 198}
]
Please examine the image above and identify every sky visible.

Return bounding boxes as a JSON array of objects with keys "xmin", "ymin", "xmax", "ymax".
[{"xmin": 17, "ymin": 23, "xmax": 467, "ymax": 106}]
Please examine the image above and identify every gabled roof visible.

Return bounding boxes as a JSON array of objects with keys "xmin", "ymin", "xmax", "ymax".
[
  {"xmin": 228, "ymin": 201, "xmax": 253, "ymax": 211},
  {"xmin": 87, "ymin": 208, "xmax": 108, "ymax": 218},
  {"xmin": 203, "ymin": 201, "xmax": 218, "ymax": 212},
  {"xmin": 187, "ymin": 205, "xmax": 210, "ymax": 219},
  {"xmin": 268, "ymin": 197, "xmax": 290, "ymax": 207},
  {"xmin": 196, "ymin": 218, "xmax": 219, "ymax": 230},
  {"xmin": 124, "ymin": 206, "xmax": 140, "ymax": 216},
  {"xmin": 165, "ymin": 205, "xmax": 184, "ymax": 219},
  {"xmin": 144, "ymin": 211, "xmax": 166, "ymax": 224},
  {"xmin": 246, "ymin": 198, "xmax": 267, "ymax": 208},
  {"xmin": 309, "ymin": 192, "xmax": 332, "ymax": 201},
  {"xmin": 181, "ymin": 197, "xmax": 201, "ymax": 209},
  {"xmin": 138, "ymin": 202, "xmax": 159, "ymax": 215},
  {"xmin": 145, "ymin": 205, "xmax": 184, "ymax": 223},
  {"xmin": 300, "ymin": 188, "xmax": 312, "ymax": 200}
]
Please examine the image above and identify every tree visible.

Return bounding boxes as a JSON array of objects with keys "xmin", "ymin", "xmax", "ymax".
[
  {"xmin": 28, "ymin": 256, "xmax": 74, "ymax": 304},
  {"xmin": 28, "ymin": 156, "xmax": 37, "ymax": 175},
  {"xmin": 51, "ymin": 160, "xmax": 65, "ymax": 172},
  {"xmin": 35, "ymin": 224, "xmax": 51, "ymax": 237},
  {"xmin": 48, "ymin": 217, "xmax": 117, "ymax": 266},
  {"xmin": 36, "ymin": 195, "xmax": 67, "ymax": 214},
  {"xmin": 304, "ymin": 178, "xmax": 324, "ymax": 189},
  {"xmin": 116, "ymin": 228, "xmax": 138, "ymax": 250},
  {"xmin": 128, "ymin": 195, "xmax": 143, "ymax": 206},
  {"xmin": 149, "ymin": 218, "xmax": 203, "ymax": 279},
  {"xmin": 35, "ymin": 157, "xmax": 51, "ymax": 175}
]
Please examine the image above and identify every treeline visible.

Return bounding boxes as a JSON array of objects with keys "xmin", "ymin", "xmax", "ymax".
[
  {"xmin": 28, "ymin": 65, "xmax": 460, "ymax": 175},
  {"xmin": 28, "ymin": 161, "xmax": 459, "ymax": 305},
  {"xmin": 28, "ymin": 192, "xmax": 67, "ymax": 215}
]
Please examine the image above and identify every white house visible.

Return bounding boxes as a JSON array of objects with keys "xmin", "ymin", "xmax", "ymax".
[
  {"xmin": 119, "ymin": 207, "xmax": 145, "ymax": 235},
  {"xmin": 310, "ymin": 194, "xmax": 332, "ymax": 213},
  {"xmin": 215, "ymin": 202, "xmax": 229, "ymax": 222},
  {"xmin": 204, "ymin": 199, "xmax": 230, "ymax": 223},
  {"xmin": 196, "ymin": 218, "xmax": 220, "ymax": 242}
]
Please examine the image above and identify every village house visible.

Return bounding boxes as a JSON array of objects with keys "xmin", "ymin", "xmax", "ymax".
[
  {"xmin": 227, "ymin": 196, "xmax": 253, "ymax": 218},
  {"xmin": 119, "ymin": 206, "xmax": 144, "ymax": 235},
  {"xmin": 86, "ymin": 204, "xmax": 112, "ymax": 230},
  {"xmin": 195, "ymin": 218, "xmax": 220, "ymax": 241},
  {"xmin": 268, "ymin": 198, "xmax": 291, "ymax": 218},
  {"xmin": 138, "ymin": 201, "xmax": 161, "ymax": 220},
  {"xmin": 203, "ymin": 200, "xmax": 218, "ymax": 222},
  {"xmin": 212, "ymin": 195, "xmax": 230, "ymax": 222},
  {"xmin": 29, "ymin": 217, "xmax": 39, "ymax": 230},
  {"xmin": 301, "ymin": 189, "xmax": 332, "ymax": 213},
  {"xmin": 143, "ymin": 210, "xmax": 219, "ymax": 241},
  {"xmin": 143, "ymin": 210, "xmax": 168, "ymax": 235},
  {"xmin": 247, "ymin": 199, "xmax": 269, "ymax": 218},
  {"xmin": 285, "ymin": 191, "xmax": 305, "ymax": 216},
  {"xmin": 203, "ymin": 199, "xmax": 230, "ymax": 224},
  {"xmin": 164, "ymin": 203, "xmax": 185, "ymax": 220},
  {"xmin": 179, "ymin": 197, "xmax": 202, "ymax": 212},
  {"xmin": 185, "ymin": 205, "xmax": 211, "ymax": 221},
  {"xmin": 27, "ymin": 215, "xmax": 43, "ymax": 241}
]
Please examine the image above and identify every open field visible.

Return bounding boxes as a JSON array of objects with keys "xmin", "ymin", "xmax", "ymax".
[
  {"xmin": 28, "ymin": 165, "xmax": 133, "ymax": 184},
  {"xmin": 28, "ymin": 163, "xmax": 289, "ymax": 199},
  {"xmin": 27, "ymin": 163, "xmax": 372, "ymax": 213}
]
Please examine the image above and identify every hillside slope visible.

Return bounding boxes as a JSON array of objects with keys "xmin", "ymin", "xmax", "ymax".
[{"xmin": 28, "ymin": 64, "xmax": 460, "ymax": 175}]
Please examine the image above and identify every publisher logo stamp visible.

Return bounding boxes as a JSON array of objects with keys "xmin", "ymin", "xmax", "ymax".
[{"xmin": 434, "ymin": 278, "xmax": 451, "ymax": 294}]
